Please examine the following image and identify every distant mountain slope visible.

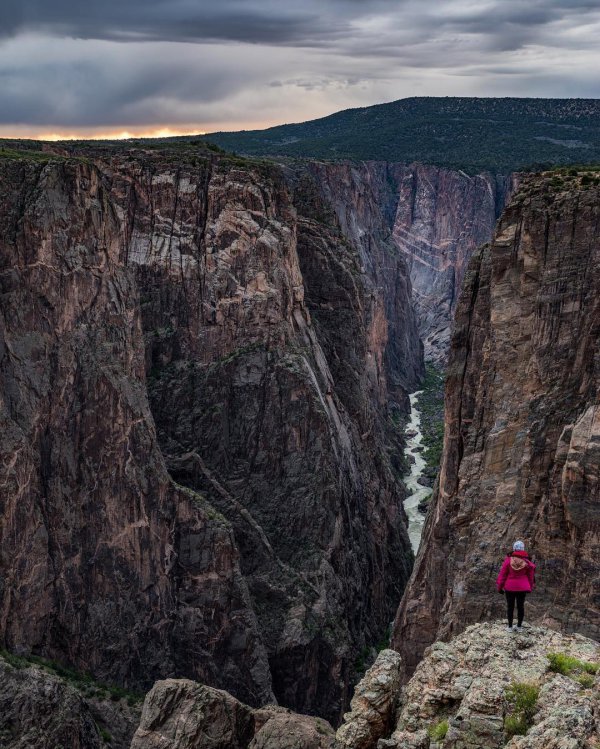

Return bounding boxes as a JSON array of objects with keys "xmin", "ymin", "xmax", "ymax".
[{"xmin": 201, "ymin": 97, "xmax": 600, "ymax": 173}]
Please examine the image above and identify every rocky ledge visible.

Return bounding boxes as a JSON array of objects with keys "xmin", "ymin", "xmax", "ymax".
[
  {"xmin": 9, "ymin": 622, "xmax": 595, "ymax": 749},
  {"xmin": 381, "ymin": 622, "xmax": 599, "ymax": 749}
]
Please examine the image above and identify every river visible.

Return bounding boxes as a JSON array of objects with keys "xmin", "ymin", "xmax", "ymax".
[{"xmin": 403, "ymin": 391, "xmax": 432, "ymax": 553}]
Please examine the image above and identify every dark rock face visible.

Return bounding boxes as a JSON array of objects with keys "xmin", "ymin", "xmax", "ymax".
[
  {"xmin": 0, "ymin": 158, "xmax": 272, "ymax": 706},
  {"xmin": 130, "ymin": 678, "xmax": 336, "ymax": 749},
  {"xmin": 301, "ymin": 161, "xmax": 516, "ymax": 365},
  {"xmin": 390, "ymin": 164, "xmax": 516, "ymax": 363},
  {"xmin": 304, "ymin": 162, "xmax": 424, "ymax": 396},
  {"xmin": 0, "ymin": 659, "xmax": 101, "ymax": 749},
  {"xmin": 0, "ymin": 146, "xmax": 421, "ymax": 724},
  {"xmin": 116, "ymin": 155, "xmax": 416, "ymax": 723},
  {"xmin": 0, "ymin": 654, "xmax": 140, "ymax": 749},
  {"xmin": 392, "ymin": 173, "xmax": 600, "ymax": 672}
]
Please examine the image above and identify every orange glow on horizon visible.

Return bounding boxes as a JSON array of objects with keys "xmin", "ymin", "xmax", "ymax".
[
  {"xmin": 0, "ymin": 119, "xmax": 278, "ymax": 141},
  {"xmin": 21, "ymin": 127, "xmax": 206, "ymax": 142}
]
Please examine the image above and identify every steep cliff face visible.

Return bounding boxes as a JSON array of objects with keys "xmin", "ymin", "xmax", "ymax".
[
  {"xmin": 302, "ymin": 160, "xmax": 515, "ymax": 365},
  {"xmin": 390, "ymin": 164, "xmax": 515, "ymax": 363},
  {"xmin": 393, "ymin": 172, "xmax": 600, "ymax": 671},
  {"xmin": 303, "ymin": 162, "xmax": 423, "ymax": 396},
  {"xmin": 0, "ymin": 157, "xmax": 273, "ymax": 706},
  {"xmin": 0, "ymin": 144, "xmax": 421, "ymax": 724}
]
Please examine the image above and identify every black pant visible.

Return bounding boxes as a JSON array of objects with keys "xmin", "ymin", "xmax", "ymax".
[{"xmin": 505, "ymin": 591, "xmax": 526, "ymax": 627}]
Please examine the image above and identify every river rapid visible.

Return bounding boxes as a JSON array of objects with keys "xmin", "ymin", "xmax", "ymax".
[{"xmin": 403, "ymin": 391, "xmax": 432, "ymax": 553}]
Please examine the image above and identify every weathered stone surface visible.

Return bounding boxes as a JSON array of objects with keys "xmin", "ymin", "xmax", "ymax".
[
  {"xmin": 393, "ymin": 173, "xmax": 600, "ymax": 672},
  {"xmin": 0, "ymin": 657, "xmax": 100, "ymax": 749},
  {"xmin": 385, "ymin": 622, "xmax": 599, "ymax": 749},
  {"xmin": 251, "ymin": 706, "xmax": 336, "ymax": 749},
  {"xmin": 130, "ymin": 679, "xmax": 336, "ymax": 749},
  {"xmin": 336, "ymin": 649, "xmax": 403, "ymax": 749},
  {"xmin": 0, "ymin": 653, "xmax": 139, "ymax": 749},
  {"xmin": 130, "ymin": 679, "xmax": 256, "ymax": 749}
]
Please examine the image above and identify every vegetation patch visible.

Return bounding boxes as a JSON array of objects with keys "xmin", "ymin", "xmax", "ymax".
[
  {"xmin": 547, "ymin": 652, "xmax": 599, "ymax": 678},
  {"xmin": 503, "ymin": 682, "xmax": 539, "ymax": 737},
  {"xmin": 197, "ymin": 99, "xmax": 600, "ymax": 174},
  {"xmin": 418, "ymin": 363, "xmax": 446, "ymax": 484},
  {"xmin": 0, "ymin": 649, "xmax": 144, "ymax": 705},
  {"xmin": 576, "ymin": 673, "xmax": 595, "ymax": 689},
  {"xmin": 98, "ymin": 726, "xmax": 112, "ymax": 743},
  {"xmin": 427, "ymin": 719, "xmax": 449, "ymax": 742}
]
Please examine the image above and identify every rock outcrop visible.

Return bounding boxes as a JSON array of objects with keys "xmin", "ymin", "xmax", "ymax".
[
  {"xmin": 0, "ymin": 652, "xmax": 140, "ymax": 749},
  {"xmin": 129, "ymin": 623, "xmax": 599, "ymax": 749},
  {"xmin": 384, "ymin": 622, "xmax": 599, "ymax": 749},
  {"xmin": 335, "ymin": 649, "xmax": 403, "ymax": 749},
  {"xmin": 130, "ymin": 678, "xmax": 336, "ymax": 749},
  {"xmin": 393, "ymin": 172, "xmax": 600, "ymax": 671},
  {"xmin": 0, "ymin": 143, "xmax": 421, "ymax": 723}
]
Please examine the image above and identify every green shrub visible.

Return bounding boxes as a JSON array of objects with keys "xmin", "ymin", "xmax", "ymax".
[
  {"xmin": 504, "ymin": 714, "xmax": 529, "ymax": 737},
  {"xmin": 547, "ymin": 652, "xmax": 599, "ymax": 677},
  {"xmin": 99, "ymin": 727, "xmax": 112, "ymax": 743},
  {"xmin": 504, "ymin": 682, "xmax": 539, "ymax": 738},
  {"xmin": 576, "ymin": 673, "xmax": 594, "ymax": 689},
  {"xmin": 427, "ymin": 719, "xmax": 449, "ymax": 741}
]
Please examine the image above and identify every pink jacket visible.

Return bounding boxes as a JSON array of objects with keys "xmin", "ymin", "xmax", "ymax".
[{"xmin": 496, "ymin": 551, "xmax": 535, "ymax": 592}]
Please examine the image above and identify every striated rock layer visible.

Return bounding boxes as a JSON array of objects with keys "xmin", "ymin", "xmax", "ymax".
[
  {"xmin": 302, "ymin": 160, "xmax": 515, "ymax": 364},
  {"xmin": 393, "ymin": 173, "xmax": 600, "ymax": 672},
  {"xmin": 390, "ymin": 164, "xmax": 516, "ymax": 363},
  {"xmin": 0, "ymin": 144, "xmax": 421, "ymax": 723}
]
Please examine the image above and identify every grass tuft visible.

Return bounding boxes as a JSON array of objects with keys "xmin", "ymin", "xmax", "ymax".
[
  {"xmin": 547, "ymin": 652, "xmax": 599, "ymax": 677},
  {"xmin": 504, "ymin": 682, "xmax": 539, "ymax": 738},
  {"xmin": 427, "ymin": 719, "xmax": 449, "ymax": 742}
]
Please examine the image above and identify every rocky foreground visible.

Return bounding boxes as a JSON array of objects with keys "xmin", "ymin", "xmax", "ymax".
[{"xmin": 2, "ymin": 622, "xmax": 597, "ymax": 748}]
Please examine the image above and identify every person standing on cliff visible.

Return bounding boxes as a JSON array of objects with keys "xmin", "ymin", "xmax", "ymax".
[{"xmin": 496, "ymin": 541, "xmax": 536, "ymax": 631}]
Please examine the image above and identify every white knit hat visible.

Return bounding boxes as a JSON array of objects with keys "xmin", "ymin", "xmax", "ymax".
[{"xmin": 513, "ymin": 540, "xmax": 525, "ymax": 551}]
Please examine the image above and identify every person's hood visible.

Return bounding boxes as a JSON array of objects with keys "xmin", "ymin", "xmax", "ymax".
[{"xmin": 510, "ymin": 556, "xmax": 528, "ymax": 571}]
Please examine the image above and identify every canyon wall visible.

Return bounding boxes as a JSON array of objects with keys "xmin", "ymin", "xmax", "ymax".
[
  {"xmin": 303, "ymin": 160, "xmax": 515, "ymax": 365},
  {"xmin": 0, "ymin": 157, "xmax": 273, "ymax": 707},
  {"xmin": 0, "ymin": 145, "xmax": 422, "ymax": 724},
  {"xmin": 392, "ymin": 172, "xmax": 600, "ymax": 672},
  {"xmin": 389, "ymin": 164, "xmax": 515, "ymax": 363}
]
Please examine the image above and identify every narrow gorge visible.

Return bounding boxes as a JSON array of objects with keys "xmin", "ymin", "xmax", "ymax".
[
  {"xmin": 0, "ymin": 138, "xmax": 599, "ymax": 749},
  {"xmin": 393, "ymin": 170, "xmax": 600, "ymax": 673}
]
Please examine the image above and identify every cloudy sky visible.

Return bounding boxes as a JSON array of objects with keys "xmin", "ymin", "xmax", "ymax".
[{"xmin": 1, "ymin": 0, "xmax": 599, "ymax": 139}]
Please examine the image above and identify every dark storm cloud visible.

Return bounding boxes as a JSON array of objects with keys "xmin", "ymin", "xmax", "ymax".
[
  {"xmin": 1, "ymin": 0, "xmax": 596, "ymax": 49},
  {"xmin": 0, "ymin": 0, "xmax": 395, "ymax": 44},
  {"xmin": 0, "ymin": 0, "xmax": 599, "ymax": 134}
]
